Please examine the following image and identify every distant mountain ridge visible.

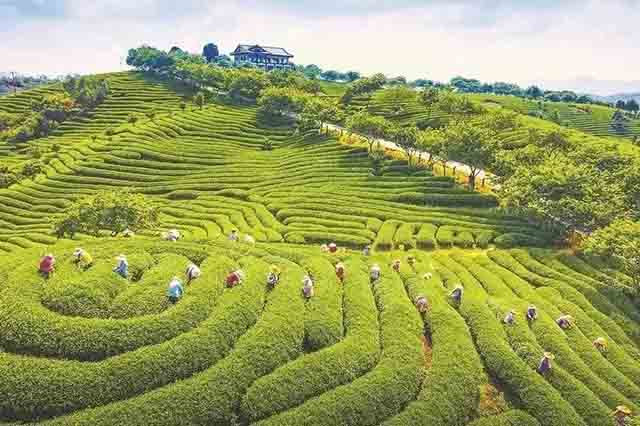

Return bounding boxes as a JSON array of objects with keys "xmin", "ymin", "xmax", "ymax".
[{"xmin": 589, "ymin": 93, "xmax": 640, "ymax": 104}]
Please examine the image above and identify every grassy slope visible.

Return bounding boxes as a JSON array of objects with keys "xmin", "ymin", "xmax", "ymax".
[
  {"xmin": 0, "ymin": 239, "xmax": 637, "ymax": 426},
  {"xmin": 0, "ymin": 71, "xmax": 548, "ymax": 253},
  {"xmin": 469, "ymin": 93, "xmax": 640, "ymax": 140},
  {"xmin": 0, "ymin": 73, "xmax": 638, "ymax": 426}
]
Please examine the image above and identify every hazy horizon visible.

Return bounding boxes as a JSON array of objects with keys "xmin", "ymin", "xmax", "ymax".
[{"xmin": 2, "ymin": 0, "xmax": 639, "ymax": 95}]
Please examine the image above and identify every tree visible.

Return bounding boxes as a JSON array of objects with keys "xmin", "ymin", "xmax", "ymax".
[
  {"xmin": 202, "ymin": 43, "xmax": 220, "ymax": 63},
  {"xmin": 257, "ymin": 87, "xmax": 307, "ymax": 120},
  {"xmin": 530, "ymin": 130, "xmax": 573, "ymax": 155},
  {"xmin": 418, "ymin": 87, "xmax": 440, "ymax": 118},
  {"xmin": 345, "ymin": 111, "xmax": 391, "ymax": 152},
  {"xmin": 581, "ymin": 219, "xmax": 640, "ymax": 292},
  {"xmin": 418, "ymin": 128, "xmax": 446, "ymax": 169},
  {"xmin": 54, "ymin": 190, "xmax": 159, "ymax": 239},
  {"xmin": 393, "ymin": 126, "xmax": 420, "ymax": 168},
  {"xmin": 345, "ymin": 71, "xmax": 361, "ymax": 82},
  {"xmin": 227, "ymin": 70, "xmax": 270, "ymax": 100},
  {"xmin": 302, "ymin": 64, "xmax": 322, "ymax": 80},
  {"xmin": 298, "ymin": 98, "xmax": 341, "ymax": 134},
  {"xmin": 341, "ymin": 73, "xmax": 386, "ymax": 104},
  {"xmin": 626, "ymin": 99, "xmax": 640, "ymax": 113},
  {"xmin": 616, "ymin": 100, "xmax": 627, "ymax": 110},
  {"xmin": 549, "ymin": 109, "xmax": 562, "ymax": 125},
  {"xmin": 169, "ymin": 46, "xmax": 184, "ymax": 56},
  {"xmin": 442, "ymin": 120, "xmax": 495, "ymax": 190},
  {"xmin": 525, "ymin": 85, "xmax": 544, "ymax": 99},
  {"xmin": 63, "ymin": 76, "xmax": 109, "ymax": 110},
  {"xmin": 321, "ymin": 70, "xmax": 340, "ymax": 81},
  {"xmin": 194, "ymin": 92, "xmax": 205, "ymax": 110},
  {"xmin": 126, "ymin": 46, "xmax": 174, "ymax": 72},
  {"xmin": 450, "ymin": 76, "xmax": 483, "ymax": 93},
  {"xmin": 499, "ymin": 156, "xmax": 627, "ymax": 232}
]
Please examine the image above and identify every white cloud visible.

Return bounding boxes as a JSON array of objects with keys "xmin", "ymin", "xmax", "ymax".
[{"xmin": 0, "ymin": 0, "xmax": 639, "ymax": 94}]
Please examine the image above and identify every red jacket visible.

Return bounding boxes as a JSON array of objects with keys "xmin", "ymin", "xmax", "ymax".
[
  {"xmin": 226, "ymin": 272, "xmax": 240, "ymax": 288},
  {"xmin": 39, "ymin": 256, "xmax": 55, "ymax": 273}
]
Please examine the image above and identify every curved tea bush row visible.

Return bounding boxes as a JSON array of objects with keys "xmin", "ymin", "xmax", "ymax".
[
  {"xmin": 41, "ymin": 254, "xmax": 304, "ymax": 425},
  {"xmin": 467, "ymin": 410, "xmax": 540, "ymax": 426},
  {"xmin": 253, "ymin": 261, "xmax": 424, "ymax": 426},
  {"xmin": 433, "ymin": 254, "xmax": 587, "ymax": 426},
  {"xmin": 0, "ymin": 246, "xmax": 226, "ymax": 360},
  {"xmin": 0, "ymin": 253, "xmax": 254, "ymax": 421},
  {"xmin": 456, "ymin": 254, "xmax": 638, "ymax": 418},
  {"xmin": 472, "ymin": 254, "xmax": 640, "ymax": 407},
  {"xmin": 241, "ymin": 258, "xmax": 379, "ymax": 422},
  {"xmin": 301, "ymin": 257, "xmax": 344, "ymax": 350},
  {"xmin": 504, "ymin": 250, "xmax": 640, "ymax": 359},
  {"xmin": 382, "ymin": 255, "xmax": 484, "ymax": 426}
]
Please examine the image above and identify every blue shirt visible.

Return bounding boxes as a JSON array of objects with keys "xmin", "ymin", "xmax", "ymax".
[
  {"xmin": 168, "ymin": 280, "xmax": 184, "ymax": 299},
  {"xmin": 114, "ymin": 260, "xmax": 128, "ymax": 278}
]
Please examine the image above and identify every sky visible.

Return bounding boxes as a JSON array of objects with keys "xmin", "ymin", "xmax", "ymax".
[{"xmin": 1, "ymin": 0, "xmax": 639, "ymax": 95}]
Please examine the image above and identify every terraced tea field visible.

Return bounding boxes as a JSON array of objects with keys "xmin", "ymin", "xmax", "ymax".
[
  {"xmin": 1, "ymin": 238, "xmax": 639, "ymax": 426},
  {"xmin": 1, "ymin": 72, "xmax": 639, "ymax": 426},
  {"xmin": 0, "ymin": 72, "xmax": 549, "ymax": 253},
  {"xmin": 469, "ymin": 93, "xmax": 640, "ymax": 141}
]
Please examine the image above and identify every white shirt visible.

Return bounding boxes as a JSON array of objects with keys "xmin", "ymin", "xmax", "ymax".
[{"xmin": 186, "ymin": 264, "xmax": 201, "ymax": 279}]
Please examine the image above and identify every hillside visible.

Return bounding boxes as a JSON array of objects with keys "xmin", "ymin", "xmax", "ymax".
[
  {"xmin": 0, "ymin": 72, "xmax": 549, "ymax": 253},
  {"xmin": 0, "ymin": 71, "xmax": 639, "ymax": 426}
]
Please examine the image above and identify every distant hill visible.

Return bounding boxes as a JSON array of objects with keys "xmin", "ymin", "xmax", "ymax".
[{"xmin": 590, "ymin": 92, "xmax": 640, "ymax": 105}]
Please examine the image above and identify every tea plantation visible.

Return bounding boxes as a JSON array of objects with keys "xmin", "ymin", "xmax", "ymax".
[{"xmin": 0, "ymin": 72, "xmax": 639, "ymax": 426}]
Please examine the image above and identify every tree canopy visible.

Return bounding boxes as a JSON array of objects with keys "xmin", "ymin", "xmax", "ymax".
[{"xmin": 54, "ymin": 190, "xmax": 159, "ymax": 238}]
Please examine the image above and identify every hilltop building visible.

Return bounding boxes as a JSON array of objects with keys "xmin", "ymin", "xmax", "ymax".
[{"xmin": 230, "ymin": 44, "xmax": 294, "ymax": 70}]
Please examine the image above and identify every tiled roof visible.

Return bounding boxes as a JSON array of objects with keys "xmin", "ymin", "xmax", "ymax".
[{"xmin": 231, "ymin": 44, "xmax": 294, "ymax": 57}]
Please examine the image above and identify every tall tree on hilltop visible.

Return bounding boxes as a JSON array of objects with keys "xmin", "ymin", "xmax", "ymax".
[
  {"xmin": 202, "ymin": 43, "xmax": 220, "ymax": 63},
  {"xmin": 345, "ymin": 71, "xmax": 361, "ymax": 82}
]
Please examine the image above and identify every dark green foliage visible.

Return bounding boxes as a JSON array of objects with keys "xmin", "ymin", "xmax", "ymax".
[{"xmin": 54, "ymin": 190, "xmax": 159, "ymax": 238}]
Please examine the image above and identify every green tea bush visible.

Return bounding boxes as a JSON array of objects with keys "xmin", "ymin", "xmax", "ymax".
[
  {"xmin": 254, "ymin": 261, "xmax": 424, "ymax": 426},
  {"xmin": 416, "ymin": 223, "xmax": 438, "ymax": 249},
  {"xmin": 467, "ymin": 410, "xmax": 540, "ymax": 426},
  {"xmin": 301, "ymin": 257, "xmax": 344, "ymax": 350},
  {"xmin": 241, "ymin": 259, "xmax": 379, "ymax": 422}
]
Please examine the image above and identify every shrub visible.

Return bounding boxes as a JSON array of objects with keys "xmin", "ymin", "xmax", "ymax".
[
  {"xmin": 494, "ymin": 233, "xmax": 545, "ymax": 248},
  {"xmin": 416, "ymin": 223, "xmax": 438, "ymax": 249},
  {"xmin": 167, "ymin": 190, "xmax": 200, "ymax": 200},
  {"xmin": 467, "ymin": 410, "xmax": 540, "ymax": 426},
  {"xmin": 301, "ymin": 257, "xmax": 343, "ymax": 351}
]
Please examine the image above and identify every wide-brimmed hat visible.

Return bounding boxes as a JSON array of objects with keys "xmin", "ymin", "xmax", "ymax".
[
  {"xmin": 116, "ymin": 254, "xmax": 127, "ymax": 260},
  {"xmin": 73, "ymin": 248, "xmax": 83, "ymax": 255},
  {"xmin": 270, "ymin": 265, "xmax": 280, "ymax": 273},
  {"xmin": 616, "ymin": 406, "xmax": 632, "ymax": 415},
  {"xmin": 423, "ymin": 272, "xmax": 433, "ymax": 279},
  {"xmin": 543, "ymin": 352, "xmax": 555, "ymax": 359}
]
